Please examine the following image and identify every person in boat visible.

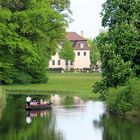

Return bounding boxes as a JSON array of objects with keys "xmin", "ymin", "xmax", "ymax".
[
  {"xmin": 26, "ymin": 96, "xmax": 32, "ymax": 106},
  {"xmin": 30, "ymin": 100, "xmax": 38, "ymax": 105},
  {"xmin": 47, "ymin": 99, "xmax": 52, "ymax": 105}
]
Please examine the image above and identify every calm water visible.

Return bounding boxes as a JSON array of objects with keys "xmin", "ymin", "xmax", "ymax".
[{"xmin": 0, "ymin": 94, "xmax": 140, "ymax": 140}]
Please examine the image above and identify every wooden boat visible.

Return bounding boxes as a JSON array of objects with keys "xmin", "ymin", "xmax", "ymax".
[{"xmin": 25, "ymin": 103, "xmax": 52, "ymax": 111}]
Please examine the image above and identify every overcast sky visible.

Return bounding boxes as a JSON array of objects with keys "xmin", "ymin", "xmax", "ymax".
[{"xmin": 67, "ymin": 0, "xmax": 106, "ymax": 38}]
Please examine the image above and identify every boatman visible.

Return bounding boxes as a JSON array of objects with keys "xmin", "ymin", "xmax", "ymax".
[{"xmin": 26, "ymin": 96, "xmax": 32, "ymax": 106}]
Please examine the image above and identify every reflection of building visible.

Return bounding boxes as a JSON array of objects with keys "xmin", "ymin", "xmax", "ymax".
[
  {"xmin": 51, "ymin": 94, "xmax": 62, "ymax": 105},
  {"xmin": 49, "ymin": 32, "xmax": 91, "ymax": 70},
  {"xmin": 73, "ymin": 96, "xmax": 84, "ymax": 105}
]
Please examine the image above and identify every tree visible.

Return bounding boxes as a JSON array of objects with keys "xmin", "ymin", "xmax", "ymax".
[
  {"xmin": 0, "ymin": 0, "xmax": 71, "ymax": 84},
  {"xmin": 93, "ymin": 0, "xmax": 140, "ymax": 94},
  {"xmin": 87, "ymin": 39, "xmax": 100, "ymax": 65},
  {"xmin": 59, "ymin": 40, "xmax": 75, "ymax": 70}
]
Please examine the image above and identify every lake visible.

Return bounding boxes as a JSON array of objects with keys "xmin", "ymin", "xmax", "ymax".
[{"xmin": 0, "ymin": 94, "xmax": 140, "ymax": 140}]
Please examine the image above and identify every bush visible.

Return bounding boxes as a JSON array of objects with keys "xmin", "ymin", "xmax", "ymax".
[
  {"xmin": 106, "ymin": 78, "xmax": 140, "ymax": 115},
  {"xmin": 48, "ymin": 68, "xmax": 64, "ymax": 73},
  {"xmin": 0, "ymin": 88, "xmax": 6, "ymax": 108},
  {"xmin": 130, "ymin": 79, "xmax": 140, "ymax": 108}
]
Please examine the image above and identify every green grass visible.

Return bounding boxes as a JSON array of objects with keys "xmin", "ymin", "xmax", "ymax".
[{"xmin": 1, "ymin": 72, "xmax": 101, "ymax": 99}]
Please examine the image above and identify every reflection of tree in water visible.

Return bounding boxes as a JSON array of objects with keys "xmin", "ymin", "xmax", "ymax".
[
  {"xmin": 0, "ymin": 94, "xmax": 64, "ymax": 140},
  {"xmin": 93, "ymin": 119, "xmax": 102, "ymax": 129},
  {"xmin": 96, "ymin": 114, "xmax": 140, "ymax": 140},
  {"xmin": 0, "ymin": 89, "xmax": 6, "ymax": 120}
]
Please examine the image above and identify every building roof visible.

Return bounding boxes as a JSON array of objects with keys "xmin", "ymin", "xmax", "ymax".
[{"xmin": 66, "ymin": 32, "xmax": 86, "ymax": 41}]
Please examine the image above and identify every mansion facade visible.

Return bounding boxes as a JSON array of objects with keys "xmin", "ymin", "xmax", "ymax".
[{"xmin": 49, "ymin": 32, "xmax": 91, "ymax": 70}]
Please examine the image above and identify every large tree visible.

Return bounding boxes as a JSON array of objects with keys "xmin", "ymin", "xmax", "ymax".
[
  {"xmin": 0, "ymin": 0, "xmax": 71, "ymax": 84},
  {"xmin": 87, "ymin": 39, "xmax": 100, "ymax": 65},
  {"xmin": 93, "ymin": 0, "xmax": 140, "ymax": 93},
  {"xmin": 59, "ymin": 40, "xmax": 75, "ymax": 70}
]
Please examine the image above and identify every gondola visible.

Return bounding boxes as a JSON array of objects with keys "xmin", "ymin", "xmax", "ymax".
[{"xmin": 25, "ymin": 103, "xmax": 52, "ymax": 111}]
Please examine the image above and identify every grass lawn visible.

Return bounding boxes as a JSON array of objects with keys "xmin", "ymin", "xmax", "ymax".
[{"xmin": 2, "ymin": 72, "xmax": 101, "ymax": 99}]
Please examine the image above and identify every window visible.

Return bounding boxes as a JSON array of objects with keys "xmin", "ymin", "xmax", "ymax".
[
  {"xmin": 58, "ymin": 60, "xmax": 61, "ymax": 65},
  {"xmin": 84, "ymin": 52, "xmax": 86, "ymax": 56},
  {"xmin": 65, "ymin": 60, "xmax": 68, "ymax": 65},
  {"xmin": 80, "ymin": 43, "xmax": 84, "ymax": 48},
  {"xmin": 77, "ymin": 52, "xmax": 80, "ymax": 56},
  {"xmin": 70, "ymin": 61, "xmax": 73, "ymax": 65},
  {"xmin": 52, "ymin": 60, "xmax": 55, "ymax": 65}
]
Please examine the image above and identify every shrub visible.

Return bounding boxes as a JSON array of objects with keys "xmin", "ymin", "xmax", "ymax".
[
  {"xmin": 106, "ymin": 78, "xmax": 140, "ymax": 115},
  {"xmin": 48, "ymin": 68, "xmax": 64, "ymax": 73}
]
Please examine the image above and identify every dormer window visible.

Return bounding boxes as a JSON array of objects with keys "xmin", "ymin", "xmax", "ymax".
[{"xmin": 80, "ymin": 43, "xmax": 84, "ymax": 48}]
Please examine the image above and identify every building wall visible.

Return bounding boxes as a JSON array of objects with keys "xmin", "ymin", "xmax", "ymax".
[
  {"xmin": 49, "ymin": 50, "xmax": 90, "ymax": 70},
  {"xmin": 73, "ymin": 50, "xmax": 90, "ymax": 69}
]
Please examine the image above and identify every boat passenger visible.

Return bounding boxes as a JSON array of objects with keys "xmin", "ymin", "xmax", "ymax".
[
  {"xmin": 26, "ymin": 96, "xmax": 32, "ymax": 106},
  {"xmin": 44, "ymin": 100, "xmax": 47, "ymax": 104},
  {"xmin": 30, "ymin": 100, "xmax": 37, "ymax": 105},
  {"xmin": 40, "ymin": 99, "xmax": 44, "ymax": 104}
]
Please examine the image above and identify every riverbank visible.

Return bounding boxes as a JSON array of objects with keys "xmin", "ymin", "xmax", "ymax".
[
  {"xmin": 106, "ymin": 78, "xmax": 140, "ymax": 118},
  {"xmin": 1, "ymin": 72, "xmax": 101, "ymax": 99}
]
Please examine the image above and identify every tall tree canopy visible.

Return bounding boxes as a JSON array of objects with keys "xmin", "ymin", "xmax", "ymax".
[
  {"xmin": 93, "ymin": 0, "xmax": 140, "ymax": 93},
  {"xmin": 59, "ymin": 40, "xmax": 75, "ymax": 70},
  {"xmin": 87, "ymin": 39, "xmax": 100, "ymax": 65},
  {"xmin": 0, "ymin": 0, "xmax": 71, "ymax": 84}
]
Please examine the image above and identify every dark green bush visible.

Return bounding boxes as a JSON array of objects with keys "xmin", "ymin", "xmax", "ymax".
[{"xmin": 106, "ymin": 78, "xmax": 140, "ymax": 115}]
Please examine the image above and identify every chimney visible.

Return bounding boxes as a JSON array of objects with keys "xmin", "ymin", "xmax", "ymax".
[{"xmin": 80, "ymin": 30, "xmax": 84, "ymax": 37}]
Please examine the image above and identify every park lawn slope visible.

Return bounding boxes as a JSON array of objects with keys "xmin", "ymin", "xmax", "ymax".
[{"xmin": 2, "ymin": 73, "xmax": 101, "ymax": 99}]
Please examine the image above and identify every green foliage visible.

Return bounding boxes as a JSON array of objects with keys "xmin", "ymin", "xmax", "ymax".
[
  {"xmin": 106, "ymin": 78, "xmax": 140, "ymax": 115},
  {"xmin": 88, "ymin": 39, "xmax": 100, "ymax": 65},
  {"xmin": 59, "ymin": 40, "xmax": 75, "ymax": 70},
  {"xmin": 130, "ymin": 79, "xmax": 140, "ymax": 108},
  {"xmin": 101, "ymin": 0, "xmax": 138, "ymax": 28},
  {"xmin": 93, "ymin": 0, "xmax": 140, "ymax": 94},
  {"xmin": 0, "ymin": 0, "xmax": 71, "ymax": 84},
  {"xmin": 59, "ymin": 40, "xmax": 75, "ymax": 61}
]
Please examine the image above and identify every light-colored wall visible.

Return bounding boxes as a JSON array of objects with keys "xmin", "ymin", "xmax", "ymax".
[
  {"xmin": 49, "ymin": 53, "xmax": 65, "ymax": 69},
  {"xmin": 73, "ymin": 50, "xmax": 90, "ymax": 69},
  {"xmin": 49, "ymin": 50, "xmax": 91, "ymax": 70}
]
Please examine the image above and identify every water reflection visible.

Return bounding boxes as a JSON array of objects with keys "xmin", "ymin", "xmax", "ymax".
[
  {"xmin": 0, "ymin": 94, "xmax": 140, "ymax": 140},
  {"xmin": 0, "ymin": 89, "xmax": 6, "ymax": 120},
  {"xmin": 54, "ymin": 101, "xmax": 105, "ymax": 140},
  {"xmin": 101, "ymin": 115, "xmax": 140, "ymax": 140},
  {"xmin": 0, "ymin": 94, "xmax": 63, "ymax": 140},
  {"xmin": 51, "ymin": 94, "xmax": 84, "ymax": 107},
  {"xmin": 26, "ymin": 110, "xmax": 50, "ymax": 124}
]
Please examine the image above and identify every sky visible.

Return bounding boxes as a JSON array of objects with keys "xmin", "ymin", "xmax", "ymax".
[{"xmin": 67, "ymin": 0, "xmax": 106, "ymax": 38}]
